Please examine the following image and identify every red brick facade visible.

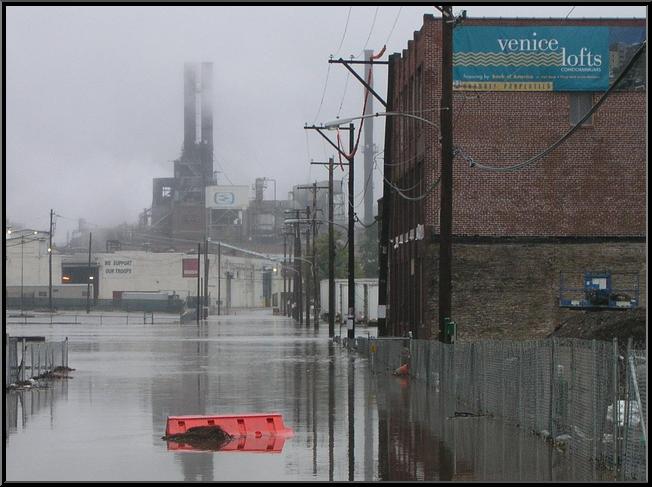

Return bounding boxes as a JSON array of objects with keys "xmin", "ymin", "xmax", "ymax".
[{"xmin": 384, "ymin": 16, "xmax": 646, "ymax": 339}]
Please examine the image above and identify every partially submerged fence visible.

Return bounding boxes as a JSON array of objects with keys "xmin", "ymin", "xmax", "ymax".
[
  {"xmin": 5, "ymin": 336, "xmax": 69, "ymax": 385},
  {"xmin": 6, "ymin": 312, "xmax": 172, "ymax": 325},
  {"xmin": 349, "ymin": 336, "xmax": 647, "ymax": 480}
]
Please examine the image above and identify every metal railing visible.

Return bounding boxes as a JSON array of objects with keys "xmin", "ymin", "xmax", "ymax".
[{"xmin": 349, "ymin": 336, "xmax": 647, "ymax": 480}]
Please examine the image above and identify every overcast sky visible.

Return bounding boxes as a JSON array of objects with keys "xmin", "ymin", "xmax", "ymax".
[{"xmin": 5, "ymin": 5, "xmax": 647, "ymax": 244}]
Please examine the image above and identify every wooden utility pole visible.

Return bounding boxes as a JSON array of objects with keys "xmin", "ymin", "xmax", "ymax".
[
  {"xmin": 328, "ymin": 159, "xmax": 335, "ymax": 337},
  {"xmin": 378, "ymin": 54, "xmax": 398, "ymax": 337},
  {"xmin": 305, "ymin": 206, "xmax": 311, "ymax": 328},
  {"xmin": 309, "ymin": 159, "xmax": 337, "ymax": 337},
  {"xmin": 196, "ymin": 242, "xmax": 201, "ymax": 325},
  {"xmin": 49, "ymin": 209, "xmax": 54, "ymax": 313},
  {"xmin": 294, "ymin": 218, "xmax": 303, "ymax": 324},
  {"xmin": 86, "ymin": 232, "xmax": 92, "ymax": 314},
  {"xmin": 347, "ymin": 123, "xmax": 355, "ymax": 340},
  {"xmin": 439, "ymin": 5, "xmax": 454, "ymax": 342},
  {"xmin": 204, "ymin": 239, "xmax": 209, "ymax": 318},
  {"xmin": 217, "ymin": 242, "xmax": 221, "ymax": 316},
  {"xmin": 282, "ymin": 233, "xmax": 287, "ymax": 316},
  {"xmin": 311, "ymin": 182, "xmax": 319, "ymax": 327}
]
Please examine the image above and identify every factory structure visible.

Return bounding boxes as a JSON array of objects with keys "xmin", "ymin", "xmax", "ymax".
[
  {"xmin": 5, "ymin": 62, "xmax": 347, "ymax": 314},
  {"xmin": 380, "ymin": 16, "xmax": 646, "ymax": 340}
]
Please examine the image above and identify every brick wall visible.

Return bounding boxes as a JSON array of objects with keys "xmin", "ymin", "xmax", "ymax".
[
  {"xmin": 385, "ymin": 16, "xmax": 646, "ymax": 338},
  {"xmin": 424, "ymin": 240, "xmax": 645, "ymax": 341}
]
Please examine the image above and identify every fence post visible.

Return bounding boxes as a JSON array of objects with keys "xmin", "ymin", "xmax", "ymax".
[
  {"xmin": 65, "ymin": 337, "xmax": 69, "ymax": 368},
  {"xmin": 591, "ymin": 339, "xmax": 597, "ymax": 462},
  {"xmin": 30, "ymin": 343, "xmax": 34, "ymax": 380},
  {"xmin": 21, "ymin": 338, "xmax": 26, "ymax": 382},
  {"xmin": 612, "ymin": 337, "xmax": 619, "ymax": 470},
  {"xmin": 37, "ymin": 343, "xmax": 41, "ymax": 378},
  {"xmin": 550, "ymin": 338, "xmax": 556, "ymax": 440},
  {"xmin": 621, "ymin": 338, "xmax": 631, "ymax": 480}
]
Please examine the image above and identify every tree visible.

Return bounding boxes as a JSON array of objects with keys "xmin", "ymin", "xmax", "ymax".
[
  {"xmin": 357, "ymin": 225, "xmax": 378, "ymax": 278},
  {"xmin": 313, "ymin": 229, "xmax": 348, "ymax": 280}
]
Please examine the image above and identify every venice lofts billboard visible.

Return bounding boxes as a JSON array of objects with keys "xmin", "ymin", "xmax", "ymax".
[{"xmin": 453, "ymin": 25, "xmax": 645, "ymax": 91}]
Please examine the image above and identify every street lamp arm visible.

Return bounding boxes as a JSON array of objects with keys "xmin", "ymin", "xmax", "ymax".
[{"xmin": 324, "ymin": 111, "xmax": 438, "ymax": 130}]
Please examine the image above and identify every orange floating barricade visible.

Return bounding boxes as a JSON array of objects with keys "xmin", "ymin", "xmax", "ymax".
[{"xmin": 165, "ymin": 413, "xmax": 293, "ymax": 453}]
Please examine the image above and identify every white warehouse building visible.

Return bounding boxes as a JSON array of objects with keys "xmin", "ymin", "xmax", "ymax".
[{"xmin": 4, "ymin": 232, "xmax": 285, "ymax": 312}]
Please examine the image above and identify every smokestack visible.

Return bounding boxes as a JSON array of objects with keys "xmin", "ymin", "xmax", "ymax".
[
  {"xmin": 200, "ymin": 62, "xmax": 214, "ymax": 178},
  {"xmin": 183, "ymin": 63, "xmax": 197, "ymax": 156}
]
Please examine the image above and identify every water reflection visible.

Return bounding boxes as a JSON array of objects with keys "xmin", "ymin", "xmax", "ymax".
[
  {"xmin": 5, "ymin": 380, "xmax": 69, "ymax": 441},
  {"xmin": 374, "ymin": 371, "xmax": 592, "ymax": 481},
  {"xmin": 5, "ymin": 315, "xmax": 600, "ymax": 481}
]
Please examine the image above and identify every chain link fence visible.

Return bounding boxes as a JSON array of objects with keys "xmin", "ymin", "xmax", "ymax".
[
  {"xmin": 5, "ymin": 336, "xmax": 69, "ymax": 385},
  {"xmin": 350, "ymin": 336, "xmax": 646, "ymax": 480}
]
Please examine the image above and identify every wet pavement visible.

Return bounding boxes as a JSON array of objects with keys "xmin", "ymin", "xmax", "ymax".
[{"xmin": 5, "ymin": 310, "xmax": 599, "ymax": 481}]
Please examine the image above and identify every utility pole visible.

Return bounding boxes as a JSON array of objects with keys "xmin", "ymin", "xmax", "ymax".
[
  {"xmin": 309, "ymin": 159, "xmax": 337, "ymax": 337},
  {"xmin": 86, "ymin": 232, "xmax": 92, "ymax": 314},
  {"xmin": 217, "ymin": 242, "xmax": 221, "ymax": 316},
  {"xmin": 304, "ymin": 123, "xmax": 355, "ymax": 339},
  {"xmin": 49, "ymin": 209, "xmax": 54, "ymax": 313},
  {"xmin": 439, "ymin": 5, "xmax": 454, "ymax": 343},
  {"xmin": 196, "ymin": 242, "xmax": 201, "ymax": 325},
  {"xmin": 305, "ymin": 206, "xmax": 311, "ymax": 328},
  {"xmin": 347, "ymin": 123, "xmax": 355, "ymax": 340},
  {"xmin": 328, "ymin": 158, "xmax": 335, "ymax": 337},
  {"xmin": 311, "ymin": 182, "xmax": 319, "ymax": 327},
  {"xmin": 363, "ymin": 49, "xmax": 374, "ymax": 226},
  {"xmin": 282, "ymin": 233, "xmax": 287, "ymax": 316},
  {"xmin": 378, "ymin": 54, "xmax": 398, "ymax": 337},
  {"xmin": 294, "ymin": 217, "xmax": 303, "ymax": 324},
  {"xmin": 204, "ymin": 239, "xmax": 209, "ymax": 319},
  {"xmin": 20, "ymin": 234, "xmax": 24, "ymax": 314}
]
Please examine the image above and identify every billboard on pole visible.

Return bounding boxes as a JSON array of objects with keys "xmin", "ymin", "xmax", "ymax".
[{"xmin": 205, "ymin": 186, "xmax": 250, "ymax": 209}]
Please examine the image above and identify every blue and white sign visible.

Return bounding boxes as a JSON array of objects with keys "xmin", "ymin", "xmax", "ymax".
[
  {"xmin": 453, "ymin": 26, "xmax": 644, "ymax": 91},
  {"xmin": 205, "ymin": 185, "xmax": 250, "ymax": 209}
]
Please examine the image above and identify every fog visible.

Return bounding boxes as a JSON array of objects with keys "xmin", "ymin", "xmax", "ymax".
[{"xmin": 4, "ymin": 5, "xmax": 646, "ymax": 244}]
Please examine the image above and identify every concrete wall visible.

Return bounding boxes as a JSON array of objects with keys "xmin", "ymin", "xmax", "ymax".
[{"xmin": 4, "ymin": 240, "xmax": 284, "ymax": 310}]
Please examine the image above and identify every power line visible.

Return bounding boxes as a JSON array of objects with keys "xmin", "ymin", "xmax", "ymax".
[
  {"xmin": 334, "ymin": 7, "xmax": 353, "ymax": 57},
  {"xmin": 374, "ymin": 160, "xmax": 441, "ymax": 202},
  {"xmin": 313, "ymin": 63, "xmax": 332, "ymax": 124},
  {"xmin": 458, "ymin": 41, "xmax": 646, "ymax": 173},
  {"xmin": 383, "ymin": 6, "xmax": 403, "ymax": 46}
]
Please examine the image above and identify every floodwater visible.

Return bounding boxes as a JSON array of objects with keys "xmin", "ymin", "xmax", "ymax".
[{"xmin": 5, "ymin": 310, "xmax": 598, "ymax": 481}]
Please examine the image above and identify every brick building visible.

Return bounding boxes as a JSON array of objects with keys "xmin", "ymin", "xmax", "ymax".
[{"xmin": 382, "ymin": 16, "xmax": 646, "ymax": 340}]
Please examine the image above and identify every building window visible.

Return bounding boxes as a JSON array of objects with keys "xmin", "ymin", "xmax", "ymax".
[
  {"xmin": 569, "ymin": 93, "xmax": 594, "ymax": 126},
  {"xmin": 161, "ymin": 186, "xmax": 172, "ymax": 198},
  {"xmin": 39, "ymin": 291, "xmax": 47, "ymax": 297}
]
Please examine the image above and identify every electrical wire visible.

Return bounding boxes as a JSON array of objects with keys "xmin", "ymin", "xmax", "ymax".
[
  {"xmin": 459, "ymin": 41, "xmax": 646, "ymax": 173},
  {"xmin": 383, "ymin": 6, "xmax": 403, "ymax": 46},
  {"xmin": 334, "ymin": 7, "xmax": 353, "ymax": 57},
  {"xmin": 313, "ymin": 63, "xmax": 332, "ymax": 124},
  {"xmin": 374, "ymin": 160, "xmax": 441, "ymax": 202}
]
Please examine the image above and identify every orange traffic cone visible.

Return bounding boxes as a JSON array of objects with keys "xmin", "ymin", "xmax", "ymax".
[{"xmin": 393, "ymin": 363, "xmax": 409, "ymax": 376}]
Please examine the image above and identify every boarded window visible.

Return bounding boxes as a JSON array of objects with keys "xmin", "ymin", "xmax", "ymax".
[{"xmin": 569, "ymin": 93, "xmax": 594, "ymax": 126}]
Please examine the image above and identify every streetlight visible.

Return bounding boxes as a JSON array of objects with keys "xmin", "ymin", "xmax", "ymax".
[{"xmin": 323, "ymin": 111, "xmax": 438, "ymax": 130}]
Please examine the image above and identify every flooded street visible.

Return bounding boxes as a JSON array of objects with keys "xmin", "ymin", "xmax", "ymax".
[{"xmin": 6, "ymin": 311, "xmax": 596, "ymax": 481}]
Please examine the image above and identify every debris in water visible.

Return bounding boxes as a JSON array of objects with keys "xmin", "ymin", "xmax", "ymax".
[{"xmin": 162, "ymin": 426, "xmax": 233, "ymax": 451}]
